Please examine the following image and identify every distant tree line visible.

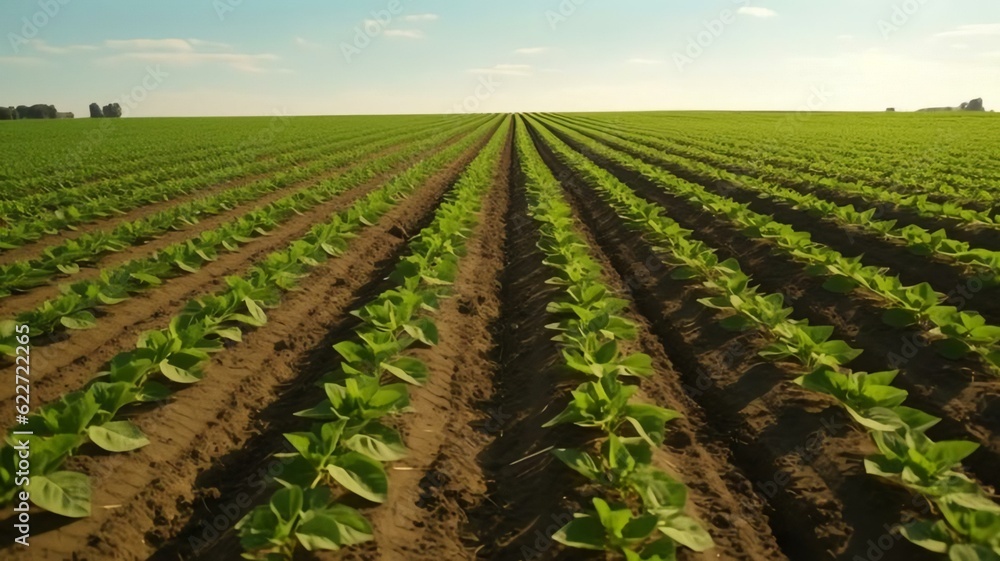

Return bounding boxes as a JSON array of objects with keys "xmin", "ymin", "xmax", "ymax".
[
  {"xmin": 918, "ymin": 97, "xmax": 988, "ymax": 112},
  {"xmin": 0, "ymin": 102, "xmax": 123, "ymax": 120},
  {"xmin": 89, "ymin": 102, "xmax": 122, "ymax": 118},
  {"xmin": 0, "ymin": 104, "xmax": 69, "ymax": 120}
]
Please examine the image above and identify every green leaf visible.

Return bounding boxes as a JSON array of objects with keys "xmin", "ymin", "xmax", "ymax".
[
  {"xmin": 935, "ymin": 338, "xmax": 973, "ymax": 360},
  {"xmin": 60, "ymin": 311, "xmax": 97, "ymax": 330},
  {"xmin": 87, "ymin": 421, "xmax": 150, "ymax": 452},
  {"xmin": 243, "ymin": 297, "xmax": 268, "ymax": 326},
  {"xmin": 382, "ymin": 356, "xmax": 428, "ymax": 386},
  {"xmin": 670, "ymin": 266, "xmax": 699, "ymax": 280},
  {"xmin": 295, "ymin": 507, "xmax": 373, "ymax": 551},
  {"xmin": 899, "ymin": 520, "xmax": 951, "ymax": 553},
  {"xmin": 551, "ymin": 448, "xmax": 601, "ymax": 481},
  {"xmin": 158, "ymin": 351, "xmax": 205, "ymax": 384},
  {"xmin": 28, "ymin": 471, "xmax": 91, "ymax": 518},
  {"xmin": 343, "ymin": 425, "xmax": 408, "ymax": 462},
  {"xmin": 328, "ymin": 452, "xmax": 388, "ymax": 503},
  {"xmin": 883, "ymin": 308, "xmax": 920, "ymax": 328},
  {"xmin": 553, "ymin": 516, "xmax": 606, "ymax": 550},
  {"xmin": 269, "ymin": 485, "xmax": 303, "ymax": 524},
  {"xmin": 949, "ymin": 544, "xmax": 1000, "ymax": 561},
  {"xmin": 719, "ymin": 314, "xmax": 754, "ymax": 332},
  {"xmin": 658, "ymin": 514, "xmax": 714, "ymax": 552},
  {"xmin": 822, "ymin": 275, "xmax": 858, "ymax": 294}
]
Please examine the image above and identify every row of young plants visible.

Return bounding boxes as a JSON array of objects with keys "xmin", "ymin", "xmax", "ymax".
[
  {"xmin": 568, "ymin": 113, "xmax": 1000, "ymax": 209},
  {"xmin": 0, "ymin": 117, "xmax": 501, "ymax": 519},
  {"xmin": 0, "ymin": 117, "xmax": 487, "ymax": 300},
  {"xmin": 528, "ymin": 117, "xmax": 1000, "ymax": 560},
  {"xmin": 544, "ymin": 116, "xmax": 1000, "ymax": 284},
  {"xmin": 514, "ymin": 119, "xmax": 714, "ymax": 560},
  {"xmin": 0, "ymin": 120, "xmax": 299, "ymax": 201},
  {"xmin": 235, "ymin": 118, "xmax": 510, "ymax": 560},
  {"xmin": 0, "ymin": 128, "xmax": 338, "ymax": 223},
  {"xmin": 0, "ymin": 116, "xmax": 469, "ymax": 206},
  {"xmin": 539, "ymin": 119, "xmax": 1000, "ymax": 376},
  {"xmin": 0, "ymin": 117, "xmax": 460, "ymax": 221},
  {"xmin": 555, "ymin": 115, "xmax": 998, "ymax": 228},
  {"xmin": 0, "ymin": 117, "xmax": 473, "ymax": 251},
  {"xmin": 0, "ymin": 118, "xmax": 491, "ymax": 354}
]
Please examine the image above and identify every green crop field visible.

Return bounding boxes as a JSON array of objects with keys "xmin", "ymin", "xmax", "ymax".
[{"xmin": 0, "ymin": 112, "xmax": 998, "ymax": 561}]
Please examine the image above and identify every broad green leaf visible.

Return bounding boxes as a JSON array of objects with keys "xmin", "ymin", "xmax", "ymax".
[
  {"xmin": 553, "ymin": 516, "xmax": 606, "ymax": 550},
  {"xmin": 87, "ymin": 421, "xmax": 150, "ymax": 452},
  {"xmin": 61, "ymin": 311, "xmax": 97, "ymax": 330},
  {"xmin": 328, "ymin": 453, "xmax": 388, "ymax": 503},
  {"xmin": 28, "ymin": 471, "xmax": 91, "ymax": 518},
  {"xmin": 899, "ymin": 520, "xmax": 951, "ymax": 553}
]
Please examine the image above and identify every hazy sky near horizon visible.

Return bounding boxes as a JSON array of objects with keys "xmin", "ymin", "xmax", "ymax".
[{"xmin": 2, "ymin": 0, "xmax": 999, "ymax": 117}]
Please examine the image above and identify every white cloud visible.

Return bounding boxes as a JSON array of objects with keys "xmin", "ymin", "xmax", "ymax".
[
  {"xmin": 383, "ymin": 29, "xmax": 425, "ymax": 39},
  {"xmin": 738, "ymin": 6, "xmax": 778, "ymax": 18},
  {"xmin": 187, "ymin": 39, "xmax": 233, "ymax": 51},
  {"xmin": 515, "ymin": 47, "xmax": 548, "ymax": 55},
  {"xmin": 99, "ymin": 49, "xmax": 281, "ymax": 73},
  {"xmin": 28, "ymin": 39, "xmax": 98, "ymax": 54},
  {"xmin": 935, "ymin": 24, "xmax": 1000, "ymax": 38},
  {"xmin": 469, "ymin": 63, "xmax": 532, "ymax": 76},
  {"xmin": 627, "ymin": 58, "xmax": 664, "ymax": 65},
  {"xmin": 104, "ymin": 38, "xmax": 196, "ymax": 52},
  {"xmin": 94, "ymin": 38, "xmax": 279, "ymax": 72},
  {"xmin": 402, "ymin": 13, "xmax": 438, "ymax": 22}
]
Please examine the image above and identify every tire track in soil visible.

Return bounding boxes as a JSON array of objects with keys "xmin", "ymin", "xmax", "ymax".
[
  {"xmin": 526, "ymin": 121, "xmax": 939, "ymax": 561},
  {"xmin": 0, "ymin": 122, "xmax": 501, "ymax": 561},
  {"xmin": 0, "ymin": 129, "xmax": 448, "ymax": 320},
  {"xmin": 0, "ymin": 125, "xmax": 486, "ymax": 429},
  {"xmin": 551, "ymin": 123, "xmax": 1000, "ymax": 321},
  {"xmin": 543, "ymin": 124, "xmax": 1000, "ymax": 492}
]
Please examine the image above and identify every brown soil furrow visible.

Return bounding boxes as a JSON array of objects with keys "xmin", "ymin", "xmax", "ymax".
[
  {"xmin": 543, "ymin": 124, "xmax": 1000, "ymax": 490},
  {"xmin": 0, "ymin": 160, "xmax": 297, "ymax": 268},
  {"xmin": 0, "ymin": 135, "xmax": 427, "ymax": 319},
  {"xmin": 0, "ymin": 126, "xmax": 497, "ymax": 561},
  {"xmin": 0, "ymin": 126, "xmax": 482, "ymax": 425},
  {"xmin": 336, "ymin": 124, "xmax": 512, "ymax": 561},
  {"xmin": 527, "ymin": 123, "xmax": 938, "ymax": 561},
  {"xmin": 0, "ymin": 123, "xmax": 431, "ymax": 268},
  {"xmin": 528, "ymin": 129, "xmax": 788, "ymax": 559},
  {"xmin": 556, "ymin": 119, "xmax": 1000, "ymax": 250},
  {"xmin": 558, "ymin": 129, "xmax": 1000, "ymax": 321},
  {"xmin": 464, "ymin": 129, "xmax": 597, "ymax": 561}
]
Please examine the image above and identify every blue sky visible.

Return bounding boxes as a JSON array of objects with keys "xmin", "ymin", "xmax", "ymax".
[{"xmin": 2, "ymin": 0, "xmax": 999, "ymax": 116}]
